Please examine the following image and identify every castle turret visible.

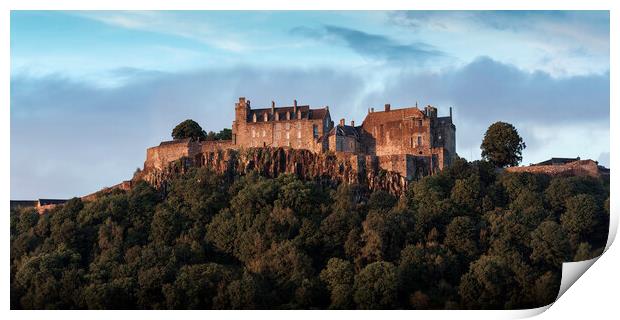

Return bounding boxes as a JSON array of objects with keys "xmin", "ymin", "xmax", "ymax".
[
  {"xmin": 232, "ymin": 97, "xmax": 250, "ymax": 145},
  {"xmin": 425, "ymin": 105, "xmax": 437, "ymax": 118}
]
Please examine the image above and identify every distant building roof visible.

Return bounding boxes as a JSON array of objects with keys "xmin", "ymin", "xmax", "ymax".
[
  {"xmin": 327, "ymin": 125, "xmax": 360, "ymax": 139},
  {"xmin": 10, "ymin": 200, "xmax": 37, "ymax": 210},
  {"xmin": 535, "ymin": 157, "xmax": 581, "ymax": 166},
  {"xmin": 38, "ymin": 199, "xmax": 68, "ymax": 206}
]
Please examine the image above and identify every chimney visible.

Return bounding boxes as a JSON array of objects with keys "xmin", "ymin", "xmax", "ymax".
[
  {"xmin": 449, "ymin": 107, "xmax": 453, "ymax": 118},
  {"xmin": 339, "ymin": 118, "xmax": 345, "ymax": 126},
  {"xmin": 385, "ymin": 104, "xmax": 391, "ymax": 112},
  {"xmin": 271, "ymin": 101, "xmax": 276, "ymax": 113},
  {"xmin": 371, "ymin": 107, "xmax": 374, "ymax": 113},
  {"xmin": 293, "ymin": 99, "xmax": 298, "ymax": 113},
  {"xmin": 350, "ymin": 120, "xmax": 355, "ymax": 127}
]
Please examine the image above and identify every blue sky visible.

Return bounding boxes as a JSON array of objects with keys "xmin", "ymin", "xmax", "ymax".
[{"xmin": 10, "ymin": 10, "xmax": 610, "ymax": 199}]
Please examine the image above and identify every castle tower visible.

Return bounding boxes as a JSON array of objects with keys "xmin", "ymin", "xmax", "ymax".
[{"xmin": 232, "ymin": 97, "xmax": 250, "ymax": 145}]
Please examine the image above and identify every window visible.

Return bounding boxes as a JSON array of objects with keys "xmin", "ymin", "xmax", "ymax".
[
  {"xmin": 417, "ymin": 136, "xmax": 422, "ymax": 147},
  {"xmin": 286, "ymin": 132, "xmax": 290, "ymax": 140},
  {"xmin": 297, "ymin": 131, "xmax": 301, "ymax": 139},
  {"xmin": 262, "ymin": 130, "xmax": 266, "ymax": 137},
  {"xmin": 312, "ymin": 124, "xmax": 319, "ymax": 138},
  {"xmin": 417, "ymin": 119, "xmax": 422, "ymax": 127},
  {"xmin": 410, "ymin": 137, "xmax": 413, "ymax": 148},
  {"xmin": 264, "ymin": 113, "xmax": 268, "ymax": 122},
  {"xmin": 251, "ymin": 129, "xmax": 255, "ymax": 138},
  {"xmin": 252, "ymin": 114, "xmax": 257, "ymax": 123}
]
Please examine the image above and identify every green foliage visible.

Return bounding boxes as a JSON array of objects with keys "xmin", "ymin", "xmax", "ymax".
[
  {"xmin": 561, "ymin": 194, "xmax": 599, "ymax": 244},
  {"xmin": 205, "ymin": 128, "xmax": 233, "ymax": 141},
  {"xmin": 459, "ymin": 255, "xmax": 518, "ymax": 309},
  {"xmin": 10, "ymin": 157, "xmax": 609, "ymax": 309},
  {"xmin": 353, "ymin": 261, "xmax": 398, "ymax": 309},
  {"xmin": 529, "ymin": 221, "xmax": 570, "ymax": 267},
  {"xmin": 480, "ymin": 121, "xmax": 526, "ymax": 167},
  {"xmin": 320, "ymin": 258, "xmax": 354, "ymax": 309},
  {"xmin": 444, "ymin": 216, "xmax": 479, "ymax": 259},
  {"xmin": 171, "ymin": 119, "xmax": 207, "ymax": 141}
]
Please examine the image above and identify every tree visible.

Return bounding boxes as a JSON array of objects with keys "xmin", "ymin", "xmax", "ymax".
[
  {"xmin": 480, "ymin": 121, "xmax": 526, "ymax": 168},
  {"xmin": 529, "ymin": 221, "xmax": 570, "ymax": 267},
  {"xmin": 205, "ymin": 128, "xmax": 233, "ymax": 141},
  {"xmin": 458, "ymin": 255, "xmax": 518, "ymax": 309},
  {"xmin": 353, "ymin": 261, "xmax": 397, "ymax": 309},
  {"xmin": 171, "ymin": 119, "xmax": 206, "ymax": 141},
  {"xmin": 561, "ymin": 194, "xmax": 598, "ymax": 244},
  {"xmin": 444, "ymin": 216, "xmax": 479, "ymax": 259},
  {"xmin": 319, "ymin": 258, "xmax": 354, "ymax": 309}
]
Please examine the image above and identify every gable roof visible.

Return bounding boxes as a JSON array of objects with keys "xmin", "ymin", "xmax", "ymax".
[
  {"xmin": 246, "ymin": 105, "xmax": 329, "ymax": 122},
  {"xmin": 362, "ymin": 106, "xmax": 426, "ymax": 126}
]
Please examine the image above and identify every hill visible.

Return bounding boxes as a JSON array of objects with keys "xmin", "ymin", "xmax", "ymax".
[{"xmin": 10, "ymin": 158, "xmax": 610, "ymax": 309}]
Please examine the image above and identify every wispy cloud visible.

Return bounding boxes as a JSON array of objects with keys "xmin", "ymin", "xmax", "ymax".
[
  {"xmin": 390, "ymin": 11, "xmax": 609, "ymax": 60},
  {"xmin": 72, "ymin": 11, "xmax": 251, "ymax": 52},
  {"xmin": 291, "ymin": 25, "xmax": 444, "ymax": 64}
]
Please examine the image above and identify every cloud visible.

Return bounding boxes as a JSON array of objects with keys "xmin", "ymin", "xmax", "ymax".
[
  {"xmin": 291, "ymin": 25, "xmax": 444, "ymax": 63},
  {"xmin": 360, "ymin": 56, "xmax": 609, "ymax": 162},
  {"xmin": 11, "ymin": 57, "xmax": 609, "ymax": 199},
  {"xmin": 72, "ymin": 11, "xmax": 250, "ymax": 52},
  {"xmin": 598, "ymin": 152, "xmax": 610, "ymax": 168},
  {"xmin": 10, "ymin": 67, "xmax": 366, "ymax": 199},
  {"xmin": 390, "ymin": 11, "xmax": 609, "ymax": 58}
]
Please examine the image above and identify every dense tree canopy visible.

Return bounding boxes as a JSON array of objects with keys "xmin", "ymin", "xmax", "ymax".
[
  {"xmin": 480, "ymin": 122, "xmax": 526, "ymax": 168},
  {"xmin": 206, "ymin": 128, "xmax": 233, "ymax": 141},
  {"xmin": 11, "ymin": 159, "xmax": 609, "ymax": 309},
  {"xmin": 171, "ymin": 119, "xmax": 207, "ymax": 141}
]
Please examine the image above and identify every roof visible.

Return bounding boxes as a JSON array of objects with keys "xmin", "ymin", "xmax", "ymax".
[
  {"xmin": 247, "ymin": 105, "xmax": 329, "ymax": 122},
  {"xmin": 38, "ymin": 199, "xmax": 68, "ymax": 206},
  {"xmin": 535, "ymin": 157, "xmax": 581, "ymax": 166},
  {"xmin": 362, "ymin": 106, "xmax": 426, "ymax": 126},
  {"xmin": 327, "ymin": 125, "xmax": 361, "ymax": 139}
]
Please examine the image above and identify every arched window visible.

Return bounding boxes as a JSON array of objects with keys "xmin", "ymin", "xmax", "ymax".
[
  {"xmin": 264, "ymin": 113, "xmax": 268, "ymax": 122},
  {"xmin": 252, "ymin": 113, "xmax": 257, "ymax": 123}
]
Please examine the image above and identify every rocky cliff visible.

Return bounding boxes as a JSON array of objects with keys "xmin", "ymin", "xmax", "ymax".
[{"xmin": 135, "ymin": 147, "xmax": 409, "ymax": 195}]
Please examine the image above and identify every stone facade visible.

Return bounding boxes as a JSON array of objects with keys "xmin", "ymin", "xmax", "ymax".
[
  {"xmin": 505, "ymin": 159, "xmax": 610, "ymax": 178},
  {"xmin": 142, "ymin": 97, "xmax": 457, "ymax": 184},
  {"xmin": 232, "ymin": 97, "xmax": 332, "ymax": 153}
]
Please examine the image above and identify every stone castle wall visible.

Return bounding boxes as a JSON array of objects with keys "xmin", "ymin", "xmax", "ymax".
[
  {"xmin": 505, "ymin": 160, "xmax": 606, "ymax": 178},
  {"xmin": 144, "ymin": 139, "xmax": 235, "ymax": 171}
]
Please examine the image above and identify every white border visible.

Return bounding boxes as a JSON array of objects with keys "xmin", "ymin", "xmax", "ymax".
[{"xmin": 2, "ymin": 1, "xmax": 617, "ymax": 319}]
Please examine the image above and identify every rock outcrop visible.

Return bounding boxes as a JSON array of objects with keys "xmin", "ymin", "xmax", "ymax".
[{"xmin": 136, "ymin": 147, "xmax": 410, "ymax": 195}]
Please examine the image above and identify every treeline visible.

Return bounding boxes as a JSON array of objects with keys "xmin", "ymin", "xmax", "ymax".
[{"xmin": 10, "ymin": 158, "xmax": 609, "ymax": 309}]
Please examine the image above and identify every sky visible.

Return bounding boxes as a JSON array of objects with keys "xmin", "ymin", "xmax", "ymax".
[{"xmin": 10, "ymin": 10, "xmax": 610, "ymax": 199}]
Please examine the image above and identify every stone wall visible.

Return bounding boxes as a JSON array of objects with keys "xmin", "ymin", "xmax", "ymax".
[
  {"xmin": 144, "ymin": 139, "xmax": 235, "ymax": 171},
  {"xmin": 505, "ymin": 160, "xmax": 607, "ymax": 178}
]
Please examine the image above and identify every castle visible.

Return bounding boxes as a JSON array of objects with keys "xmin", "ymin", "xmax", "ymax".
[{"xmin": 144, "ymin": 97, "xmax": 456, "ymax": 180}]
